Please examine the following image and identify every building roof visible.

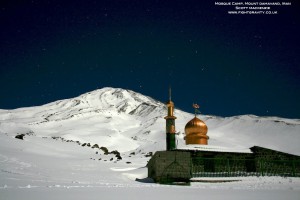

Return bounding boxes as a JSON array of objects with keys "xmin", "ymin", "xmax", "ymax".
[{"xmin": 177, "ymin": 144, "xmax": 252, "ymax": 154}]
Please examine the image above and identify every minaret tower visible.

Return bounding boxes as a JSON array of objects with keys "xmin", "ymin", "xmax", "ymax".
[{"xmin": 164, "ymin": 87, "xmax": 177, "ymax": 150}]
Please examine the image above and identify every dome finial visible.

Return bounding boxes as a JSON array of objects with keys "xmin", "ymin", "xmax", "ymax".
[{"xmin": 192, "ymin": 103, "xmax": 200, "ymax": 117}]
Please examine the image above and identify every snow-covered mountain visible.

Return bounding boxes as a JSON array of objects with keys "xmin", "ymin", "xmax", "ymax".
[
  {"xmin": 1, "ymin": 87, "xmax": 300, "ymax": 200},
  {"xmin": 1, "ymin": 87, "xmax": 300, "ymax": 155}
]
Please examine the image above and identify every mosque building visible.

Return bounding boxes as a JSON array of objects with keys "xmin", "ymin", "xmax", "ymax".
[{"xmin": 147, "ymin": 88, "xmax": 300, "ymax": 183}]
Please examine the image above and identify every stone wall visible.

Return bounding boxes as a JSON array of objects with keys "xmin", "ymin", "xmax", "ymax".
[{"xmin": 147, "ymin": 151, "xmax": 191, "ymax": 183}]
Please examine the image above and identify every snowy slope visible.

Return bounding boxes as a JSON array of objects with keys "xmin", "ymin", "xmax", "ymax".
[
  {"xmin": 1, "ymin": 87, "xmax": 300, "ymax": 200},
  {"xmin": 0, "ymin": 87, "xmax": 166, "ymax": 153},
  {"xmin": 0, "ymin": 87, "xmax": 299, "ymax": 155}
]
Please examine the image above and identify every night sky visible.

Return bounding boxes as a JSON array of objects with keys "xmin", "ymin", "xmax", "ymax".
[{"xmin": 1, "ymin": 0, "xmax": 299, "ymax": 118}]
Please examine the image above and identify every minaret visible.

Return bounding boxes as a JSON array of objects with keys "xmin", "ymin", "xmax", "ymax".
[{"xmin": 164, "ymin": 87, "xmax": 177, "ymax": 150}]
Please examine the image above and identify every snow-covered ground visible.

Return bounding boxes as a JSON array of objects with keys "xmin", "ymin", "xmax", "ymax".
[{"xmin": 1, "ymin": 87, "xmax": 300, "ymax": 199}]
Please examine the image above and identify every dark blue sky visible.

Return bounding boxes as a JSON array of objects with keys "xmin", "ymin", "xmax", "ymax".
[{"xmin": 1, "ymin": 0, "xmax": 299, "ymax": 118}]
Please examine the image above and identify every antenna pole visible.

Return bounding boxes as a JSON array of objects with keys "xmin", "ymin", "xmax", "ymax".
[{"xmin": 169, "ymin": 86, "xmax": 172, "ymax": 101}]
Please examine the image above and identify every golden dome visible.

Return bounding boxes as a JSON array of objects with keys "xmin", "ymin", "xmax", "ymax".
[{"xmin": 185, "ymin": 117, "xmax": 209, "ymax": 145}]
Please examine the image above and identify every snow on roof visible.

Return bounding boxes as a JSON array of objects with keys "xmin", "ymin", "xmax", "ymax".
[{"xmin": 177, "ymin": 145, "xmax": 252, "ymax": 154}]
